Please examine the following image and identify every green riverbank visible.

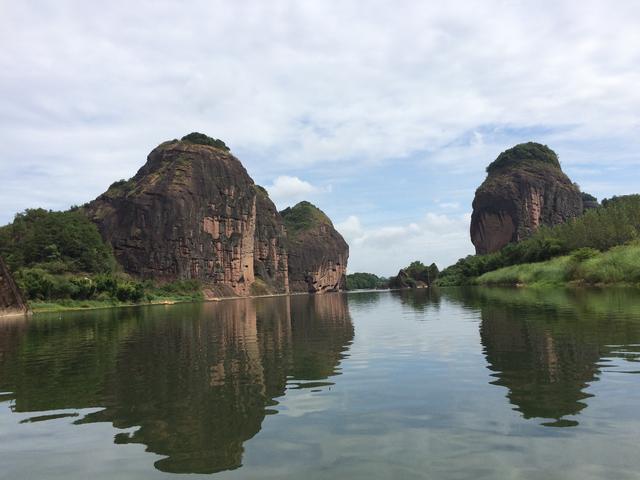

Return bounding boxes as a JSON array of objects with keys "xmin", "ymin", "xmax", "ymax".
[
  {"xmin": 26, "ymin": 290, "xmax": 316, "ymax": 314},
  {"xmin": 476, "ymin": 244, "xmax": 640, "ymax": 287},
  {"xmin": 28, "ymin": 295, "xmax": 202, "ymax": 314}
]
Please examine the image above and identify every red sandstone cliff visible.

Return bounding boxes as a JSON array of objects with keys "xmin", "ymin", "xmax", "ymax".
[
  {"xmin": 85, "ymin": 134, "xmax": 347, "ymax": 296},
  {"xmin": 281, "ymin": 202, "xmax": 348, "ymax": 293},
  {"xmin": 470, "ymin": 143, "xmax": 583, "ymax": 254},
  {"xmin": 86, "ymin": 138, "xmax": 289, "ymax": 296}
]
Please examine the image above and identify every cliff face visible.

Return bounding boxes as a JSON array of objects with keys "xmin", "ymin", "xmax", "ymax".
[
  {"xmin": 281, "ymin": 202, "xmax": 348, "ymax": 293},
  {"xmin": 253, "ymin": 186, "xmax": 289, "ymax": 294},
  {"xmin": 86, "ymin": 134, "xmax": 348, "ymax": 297},
  {"xmin": 470, "ymin": 143, "xmax": 583, "ymax": 254},
  {"xmin": 0, "ymin": 257, "xmax": 27, "ymax": 317},
  {"xmin": 86, "ymin": 138, "xmax": 289, "ymax": 297}
]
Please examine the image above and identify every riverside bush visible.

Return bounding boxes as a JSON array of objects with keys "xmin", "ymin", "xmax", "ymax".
[
  {"xmin": 475, "ymin": 244, "xmax": 640, "ymax": 287},
  {"xmin": 346, "ymin": 272, "xmax": 387, "ymax": 290}
]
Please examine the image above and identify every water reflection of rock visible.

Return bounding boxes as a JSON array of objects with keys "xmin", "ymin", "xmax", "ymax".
[
  {"xmin": 446, "ymin": 287, "xmax": 640, "ymax": 427},
  {"xmin": 479, "ymin": 306, "xmax": 597, "ymax": 426},
  {"xmin": 288, "ymin": 294, "xmax": 354, "ymax": 385},
  {"xmin": 0, "ymin": 294, "xmax": 353, "ymax": 474}
]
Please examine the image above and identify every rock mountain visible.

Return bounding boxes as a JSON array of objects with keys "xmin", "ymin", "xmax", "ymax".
[
  {"xmin": 281, "ymin": 201, "xmax": 348, "ymax": 293},
  {"xmin": 86, "ymin": 134, "xmax": 348, "ymax": 296},
  {"xmin": 470, "ymin": 143, "xmax": 584, "ymax": 254}
]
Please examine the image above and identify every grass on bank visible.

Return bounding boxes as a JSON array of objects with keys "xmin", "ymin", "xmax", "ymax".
[
  {"xmin": 28, "ymin": 294, "xmax": 200, "ymax": 313},
  {"xmin": 476, "ymin": 244, "xmax": 640, "ymax": 287},
  {"xmin": 476, "ymin": 257, "xmax": 570, "ymax": 287}
]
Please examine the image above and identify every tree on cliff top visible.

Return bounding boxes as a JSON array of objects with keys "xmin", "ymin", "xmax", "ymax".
[
  {"xmin": 280, "ymin": 201, "xmax": 332, "ymax": 235},
  {"xmin": 181, "ymin": 132, "xmax": 230, "ymax": 151},
  {"xmin": 486, "ymin": 142, "xmax": 561, "ymax": 173}
]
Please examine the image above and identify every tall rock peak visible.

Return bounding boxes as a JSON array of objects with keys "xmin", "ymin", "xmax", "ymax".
[
  {"xmin": 471, "ymin": 142, "xmax": 583, "ymax": 254},
  {"xmin": 281, "ymin": 201, "xmax": 348, "ymax": 293},
  {"xmin": 86, "ymin": 136, "xmax": 347, "ymax": 297},
  {"xmin": 86, "ymin": 138, "xmax": 289, "ymax": 297}
]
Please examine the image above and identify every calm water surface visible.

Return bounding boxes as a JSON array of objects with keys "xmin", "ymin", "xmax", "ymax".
[{"xmin": 2, "ymin": 288, "xmax": 640, "ymax": 479}]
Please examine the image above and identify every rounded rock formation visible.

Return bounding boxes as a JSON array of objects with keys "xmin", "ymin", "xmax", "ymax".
[
  {"xmin": 280, "ymin": 201, "xmax": 348, "ymax": 293},
  {"xmin": 471, "ymin": 143, "xmax": 583, "ymax": 255},
  {"xmin": 85, "ymin": 133, "xmax": 348, "ymax": 297},
  {"xmin": 86, "ymin": 136, "xmax": 289, "ymax": 297}
]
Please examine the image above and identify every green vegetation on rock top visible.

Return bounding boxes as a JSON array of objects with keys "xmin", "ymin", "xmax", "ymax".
[
  {"xmin": 486, "ymin": 142, "xmax": 561, "ymax": 174},
  {"xmin": 389, "ymin": 261, "xmax": 439, "ymax": 288},
  {"xmin": 105, "ymin": 178, "xmax": 135, "ymax": 197},
  {"xmin": 254, "ymin": 185, "xmax": 269, "ymax": 197},
  {"xmin": 180, "ymin": 132, "xmax": 230, "ymax": 151},
  {"xmin": 280, "ymin": 201, "xmax": 332, "ymax": 235}
]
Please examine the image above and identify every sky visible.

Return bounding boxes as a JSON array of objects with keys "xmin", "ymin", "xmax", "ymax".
[{"xmin": 1, "ymin": 1, "xmax": 640, "ymax": 276}]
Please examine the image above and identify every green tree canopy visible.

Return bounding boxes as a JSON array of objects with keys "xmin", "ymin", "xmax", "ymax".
[
  {"xmin": 0, "ymin": 208, "xmax": 116, "ymax": 273},
  {"xmin": 346, "ymin": 272, "xmax": 387, "ymax": 290},
  {"xmin": 486, "ymin": 142, "xmax": 561, "ymax": 174},
  {"xmin": 181, "ymin": 132, "xmax": 230, "ymax": 151}
]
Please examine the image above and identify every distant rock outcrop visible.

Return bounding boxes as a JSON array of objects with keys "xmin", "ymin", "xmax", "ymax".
[
  {"xmin": 85, "ymin": 134, "xmax": 347, "ymax": 297},
  {"xmin": 389, "ymin": 269, "xmax": 414, "ymax": 289},
  {"xmin": 0, "ymin": 257, "xmax": 28, "ymax": 317},
  {"xmin": 470, "ymin": 143, "xmax": 583, "ymax": 254},
  {"xmin": 388, "ymin": 261, "xmax": 438, "ymax": 289},
  {"xmin": 281, "ymin": 201, "xmax": 348, "ymax": 293}
]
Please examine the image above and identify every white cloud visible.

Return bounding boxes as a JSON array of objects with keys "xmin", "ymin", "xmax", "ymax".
[
  {"xmin": 335, "ymin": 215, "xmax": 364, "ymax": 241},
  {"xmin": 1, "ymin": 0, "xmax": 639, "ymax": 269},
  {"xmin": 337, "ymin": 212, "xmax": 473, "ymax": 276},
  {"xmin": 437, "ymin": 202, "xmax": 461, "ymax": 210},
  {"xmin": 265, "ymin": 175, "xmax": 327, "ymax": 209}
]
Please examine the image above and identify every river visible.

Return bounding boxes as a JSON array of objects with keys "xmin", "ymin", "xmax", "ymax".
[{"xmin": 2, "ymin": 288, "xmax": 640, "ymax": 479}]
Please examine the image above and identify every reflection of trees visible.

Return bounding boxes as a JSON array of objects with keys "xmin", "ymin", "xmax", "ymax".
[
  {"xmin": 444, "ymin": 287, "xmax": 640, "ymax": 426},
  {"xmin": 0, "ymin": 294, "xmax": 353, "ymax": 474},
  {"xmin": 390, "ymin": 288, "xmax": 441, "ymax": 313},
  {"xmin": 345, "ymin": 291, "xmax": 383, "ymax": 308},
  {"xmin": 0, "ymin": 307, "xmax": 140, "ymax": 412}
]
